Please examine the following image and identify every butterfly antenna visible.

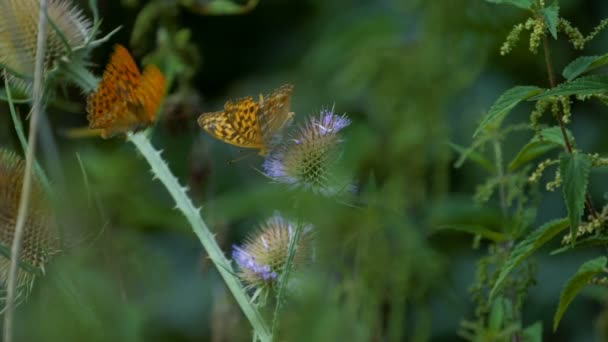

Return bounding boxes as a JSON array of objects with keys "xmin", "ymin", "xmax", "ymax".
[{"xmin": 227, "ymin": 150, "xmax": 256, "ymax": 165}]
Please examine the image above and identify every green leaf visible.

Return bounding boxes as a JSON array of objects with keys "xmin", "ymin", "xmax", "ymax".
[
  {"xmin": 489, "ymin": 297, "xmax": 506, "ymax": 331},
  {"xmin": 509, "ymin": 126, "xmax": 573, "ymax": 171},
  {"xmin": 449, "ymin": 142, "xmax": 496, "ymax": 173},
  {"xmin": 542, "ymin": 1, "xmax": 560, "ymax": 39},
  {"xmin": 523, "ymin": 321, "xmax": 543, "ymax": 342},
  {"xmin": 560, "ymin": 153, "xmax": 591, "ymax": 236},
  {"xmin": 474, "ymin": 86, "xmax": 543, "ymax": 137},
  {"xmin": 186, "ymin": 0, "xmax": 259, "ymax": 15},
  {"xmin": 484, "ymin": 0, "xmax": 534, "ymax": 9},
  {"xmin": 551, "ymin": 235, "xmax": 608, "ymax": 255},
  {"xmin": 490, "ymin": 218, "xmax": 569, "ymax": 301},
  {"xmin": 562, "ymin": 54, "xmax": 608, "ymax": 81},
  {"xmin": 433, "ymin": 224, "xmax": 507, "ymax": 242},
  {"xmin": 530, "ymin": 74, "xmax": 608, "ymax": 100},
  {"xmin": 554, "ymin": 256, "xmax": 607, "ymax": 331}
]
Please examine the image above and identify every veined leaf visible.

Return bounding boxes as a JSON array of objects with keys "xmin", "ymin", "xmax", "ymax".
[
  {"xmin": 509, "ymin": 126, "xmax": 573, "ymax": 171},
  {"xmin": 434, "ymin": 224, "xmax": 507, "ymax": 242},
  {"xmin": 542, "ymin": 1, "xmax": 559, "ymax": 39},
  {"xmin": 563, "ymin": 54, "xmax": 608, "ymax": 81},
  {"xmin": 473, "ymin": 86, "xmax": 543, "ymax": 138},
  {"xmin": 530, "ymin": 75, "xmax": 608, "ymax": 100},
  {"xmin": 489, "ymin": 218, "xmax": 569, "ymax": 301},
  {"xmin": 560, "ymin": 153, "xmax": 591, "ymax": 237},
  {"xmin": 449, "ymin": 142, "xmax": 496, "ymax": 173},
  {"xmin": 484, "ymin": 0, "xmax": 534, "ymax": 10},
  {"xmin": 554, "ymin": 256, "xmax": 607, "ymax": 331}
]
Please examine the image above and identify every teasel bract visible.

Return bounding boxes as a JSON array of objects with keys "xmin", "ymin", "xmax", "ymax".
[
  {"xmin": 0, "ymin": 0, "xmax": 97, "ymax": 93},
  {"xmin": 0, "ymin": 149, "xmax": 60, "ymax": 309}
]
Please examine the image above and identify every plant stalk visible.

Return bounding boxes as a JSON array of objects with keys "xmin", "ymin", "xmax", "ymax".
[
  {"xmin": 541, "ymin": 33, "xmax": 598, "ymax": 219},
  {"xmin": 127, "ymin": 132, "xmax": 271, "ymax": 341},
  {"xmin": 3, "ymin": 0, "xmax": 48, "ymax": 341}
]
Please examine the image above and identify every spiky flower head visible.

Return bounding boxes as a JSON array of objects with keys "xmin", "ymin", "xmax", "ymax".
[
  {"xmin": 232, "ymin": 213, "xmax": 313, "ymax": 295},
  {"xmin": 263, "ymin": 109, "xmax": 351, "ymax": 195},
  {"xmin": 0, "ymin": 0, "xmax": 94, "ymax": 93},
  {"xmin": 0, "ymin": 150, "xmax": 60, "ymax": 307}
]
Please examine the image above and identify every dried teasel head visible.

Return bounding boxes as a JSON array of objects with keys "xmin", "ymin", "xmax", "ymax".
[
  {"xmin": 232, "ymin": 213, "xmax": 313, "ymax": 299},
  {"xmin": 0, "ymin": 149, "xmax": 60, "ymax": 307},
  {"xmin": 0, "ymin": 0, "xmax": 93, "ymax": 93}
]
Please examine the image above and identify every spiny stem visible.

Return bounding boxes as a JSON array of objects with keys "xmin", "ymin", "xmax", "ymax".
[
  {"xmin": 127, "ymin": 132, "xmax": 272, "ymax": 342},
  {"xmin": 4, "ymin": 0, "xmax": 48, "ymax": 341},
  {"xmin": 541, "ymin": 32, "xmax": 598, "ymax": 219},
  {"xmin": 271, "ymin": 224, "xmax": 302, "ymax": 340}
]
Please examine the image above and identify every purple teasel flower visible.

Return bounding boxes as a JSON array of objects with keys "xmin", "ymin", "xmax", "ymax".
[{"xmin": 262, "ymin": 109, "xmax": 352, "ymax": 195}]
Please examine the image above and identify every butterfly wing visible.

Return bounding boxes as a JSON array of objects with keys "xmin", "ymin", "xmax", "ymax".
[
  {"xmin": 198, "ymin": 110, "xmax": 261, "ymax": 149},
  {"xmin": 259, "ymin": 84, "xmax": 294, "ymax": 145},
  {"xmin": 86, "ymin": 44, "xmax": 163, "ymax": 138},
  {"xmin": 224, "ymin": 97, "xmax": 264, "ymax": 148},
  {"xmin": 134, "ymin": 64, "xmax": 167, "ymax": 123}
]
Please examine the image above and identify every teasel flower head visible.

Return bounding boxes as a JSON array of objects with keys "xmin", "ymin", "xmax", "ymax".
[
  {"xmin": 0, "ymin": 149, "xmax": 61, "ymax": 308},
  {"xmin": 0, "ymin": 0, "xmax": 95, "ymax": 93},
  {"xmin": 232, "ymin": 213, "xmax": 313, "ymax": 298},
  {"xmin": 263, "ymin": 109, "xmax": 352, "ymax": 196}
]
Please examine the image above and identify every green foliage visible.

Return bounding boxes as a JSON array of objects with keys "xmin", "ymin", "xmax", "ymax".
[
  {"xmin": 559, "ymin": 152, "xmax": 591, "ymax": 237},
  {"xmin": 490, "ymin": 218, "xmax": 569, "ymax": 301},
  {"xmin": 554, "ymin": 256, "xmax": 608, "ymax": 331},
  {"xmin": 542, "ymin": 1, "xmax": 560, "ymax": 39},
  {"xmin": 473, "ymin": 86, "xmax": 542, "ymax": 138},
  {"xmin": 530, "ymin": 74, "xmax": 608, "ymax": 99},
  {"xmin": 562, "ymin": 54, "xmax": 608, "ymax": 81},
  {"xmin": 509, "ymin": 126, "xmax": 573, "ymax": 171},
  {"xmin": 484, "ymin": 0, "xmax": 533, "ymax": 10}
]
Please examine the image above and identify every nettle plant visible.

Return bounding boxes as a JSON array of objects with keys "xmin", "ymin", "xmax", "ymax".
[{"xmin": 454, "ymin": 0, "xmax": 608, "ymax": 340}]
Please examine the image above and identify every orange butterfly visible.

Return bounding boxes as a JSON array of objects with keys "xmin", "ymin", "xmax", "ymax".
[
  {"xmin": 86, "ymin": 44, "xmax": 167, "ymax": 138},
  {"xmin": 197, "ymin": 84, "xmax": 294, "ymax": 156}
]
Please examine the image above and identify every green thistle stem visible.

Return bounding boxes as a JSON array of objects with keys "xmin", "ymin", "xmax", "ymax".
[
  {"xmin": 271, "ymin": 223, "xmax": 303, "ymax": 340},
  {"xmin": 127, "ymin": 132, "xmax": 271, "ymax": 342}
]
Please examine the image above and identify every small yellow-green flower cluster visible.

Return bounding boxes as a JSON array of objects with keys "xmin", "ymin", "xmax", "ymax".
[
  {"xmin": 528, "ymin": 158, "xmax": 558, "ymax": 184},
  {"xmin": 530, "ymin": 100, "xmax": 551, "ymax": 134},
  {"xmin": 590, "ymin": 153, "xmax": 608, "ymax": 168},
  {"xmin": 562, "ymin": 205, "xmax": 608, "ymax": 245},
  {"xmin": 545, "ymin": 167, "xmax": 562, "ymax": 192}
]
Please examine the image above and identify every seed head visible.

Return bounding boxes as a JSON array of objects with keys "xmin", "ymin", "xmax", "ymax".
[
  {"xmin": 0, "ymin": 149, "xmax": 60, "ymax": 306},
  {"xmin": 232, "ymin": 213, "xmax": 313, "ymax": 292},
  {"xmin": 0, "ymin": 0, "xmax": 93, "ymax": 92},
  {"xmin": 263, "ymin": 109, "xmax": 351, "ymax": 195}
]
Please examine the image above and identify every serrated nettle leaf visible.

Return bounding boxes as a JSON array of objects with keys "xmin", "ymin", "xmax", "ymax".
[
  {"xmin": 562, "ymin": 54, "xmax": 608, "ymax": 81},
  {"xmin": 560, "ymin": 153, "xmax": 591, "ymax": 237},
  {"xmin": 490, "ymin": 218, "xmax": 569, "ymax": 301},
  {"xmin": 542, "ymin": 1, "xmax": 560, "ymax": 39},
  {"xmin": 509, "ymin": 126, "xmax": 574, "ymax": 171},
  {"xmin": 474, "ymin": 86, "xmax": 543, "ymax": 138},
  {"xmin": 530, "ymin": 74, "xmax": 608, "ymax": 100},
  {"xmin": 449, "ymin": 142, "xmax": 496, "ymax": 173},
  {"xmin": 484, "ymin": 0, "xmax": 534, "ymax": 10},
  {"xmin": 554, "ymin": 256, "xmax": 608, "ymax": 331}
]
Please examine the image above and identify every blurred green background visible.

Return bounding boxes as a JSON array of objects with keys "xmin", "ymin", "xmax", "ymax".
[{"xmin": 2, "ymin": 0, "xmax": 608, "ymax": 341}]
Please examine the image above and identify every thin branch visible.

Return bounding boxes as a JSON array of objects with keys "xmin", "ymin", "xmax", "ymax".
[
  {"xmin": 541, "ymin": 33, "xmax": 598, "ymax": 219},
  {"xmin": 3, "ymin": 0, "xmax": 48, "ymax": 341}
]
